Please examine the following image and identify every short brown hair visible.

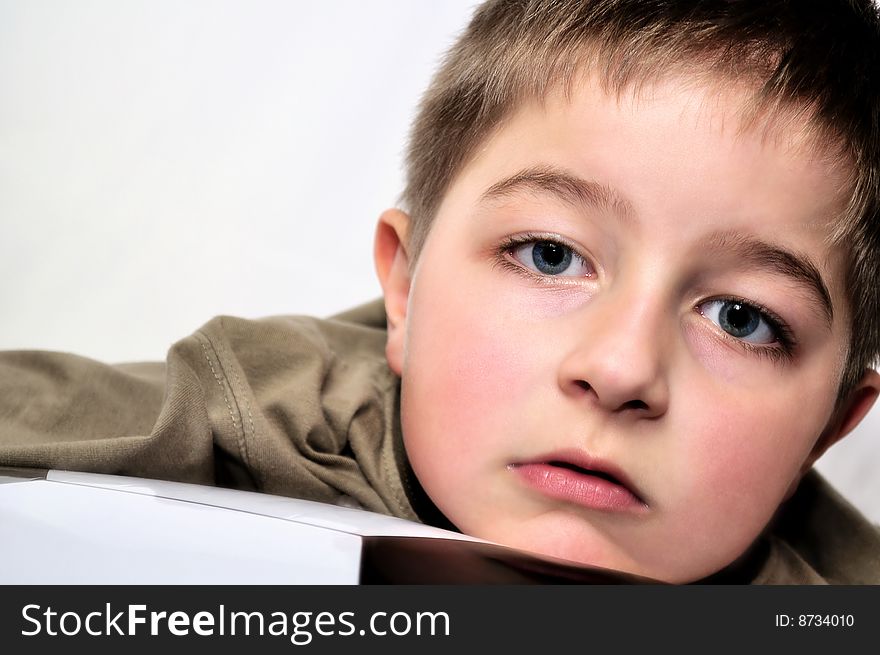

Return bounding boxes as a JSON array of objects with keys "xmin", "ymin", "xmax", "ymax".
[{"xmin": 401, "ymin": 0, "xmax": 880, "ymax": 399}]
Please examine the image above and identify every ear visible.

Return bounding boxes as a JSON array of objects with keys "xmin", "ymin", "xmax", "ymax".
[
  {"xmin": 783, "ymin": 368, "xmax": 880, "ymax": 500},
  {"xmin": 373, "ymin": 208, "xmax": 412, "ymax": 376}
]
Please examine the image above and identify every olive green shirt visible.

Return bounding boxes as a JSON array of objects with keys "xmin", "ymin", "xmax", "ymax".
[{"xmin": 1, "ymin": 300, "xmax": 878, "ymax": 584}]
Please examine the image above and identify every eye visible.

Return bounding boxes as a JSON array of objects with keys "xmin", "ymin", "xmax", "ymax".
[
  {"xmin": 510, "ymin": 239, "xmax": 593, "ymax": 277},
  {"xmin": 698, "ymin": 299, "xmax": 777, "ymax": 344}
]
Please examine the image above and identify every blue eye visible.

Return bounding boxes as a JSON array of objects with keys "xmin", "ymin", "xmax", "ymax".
[
  {"xmin": 511, "ymin": 240, "xmax": 593, "ymax": 277},
  {"xmin": 699, "ymin": 299, "xmax": 776, "ymax": 344}
]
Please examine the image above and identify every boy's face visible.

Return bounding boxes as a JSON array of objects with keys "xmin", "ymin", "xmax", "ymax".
[{"xmin": 377, "ymin": 76, "xmax": 877, "ymax": 583}]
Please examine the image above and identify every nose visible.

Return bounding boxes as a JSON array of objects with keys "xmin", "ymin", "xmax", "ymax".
[{"xmin": 558, "ymin": 287, "xmax": 671, "ymax": 418}]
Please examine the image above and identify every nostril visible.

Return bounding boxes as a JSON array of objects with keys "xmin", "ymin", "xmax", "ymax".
[{"xmin": 571, "ymin": 381, "xmax": 651, "ymax": 412}]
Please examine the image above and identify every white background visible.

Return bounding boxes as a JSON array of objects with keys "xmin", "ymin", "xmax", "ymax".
[{"xmin": 1, "ymin": 0, "xmax": 877, "ymax": 523}]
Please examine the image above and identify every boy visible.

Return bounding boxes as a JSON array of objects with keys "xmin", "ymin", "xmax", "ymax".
[{"xmin": 2, "ymin": 0, "xmax": 880, "ymax": 583}]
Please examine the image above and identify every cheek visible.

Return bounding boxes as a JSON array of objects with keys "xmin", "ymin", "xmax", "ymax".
[
  {"xmin": 403, "ymin": 279, "xmax": 535, "ymax": 451},
  {"xmin": 679, "ymin": 323, "xmax": 836, "ymax": 496},
  {"xmin": 670, "ymin": 378, "xmax": 829, "ymax": 526},
  {"xmin": 399, "ymin": 259, "xmax": 563, "ymax": 515},
  {"xmin": 644, "ymin": 390, "xmax": 825, "ymax": 577}
]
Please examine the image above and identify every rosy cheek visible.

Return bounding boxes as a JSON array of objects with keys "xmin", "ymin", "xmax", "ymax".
[
  {"xmin": 680, "ymin": 320, "xmax": 833, "ymax": 495},
  {"xmin": 411, "ymin": 258, "xmax": 580, "ymax": 468},
  {"xmin": 671, "ymin": 389, "xmax": 812, "ymax": 527},
  {"xmin": 412, "ymin": 302, "xmax": 529, "ymax": 432}
]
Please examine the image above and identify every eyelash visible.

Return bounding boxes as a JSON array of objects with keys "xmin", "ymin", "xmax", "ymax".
[
  {"xmin": 700, "ymin": 296, "xmax": 798, "ymax": 364},
  {"xmin": 493, "ymin": 232, "xmax": 593, "ymax": 285},
  {"xmin": 494, "ymin": 233, "xmax": 799, "ymax": 363}
]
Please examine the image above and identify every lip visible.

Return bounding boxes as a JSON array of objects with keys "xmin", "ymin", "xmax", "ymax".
[{"xmin": 509, "ymin": 449, "xmax": 649, "ymax": 514}]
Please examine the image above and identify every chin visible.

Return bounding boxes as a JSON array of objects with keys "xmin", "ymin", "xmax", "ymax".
[
  {"xmin": 479, "ymin": 521, "xmax": 723, "ymax": 584},
  {"xmin": 478, "ymin": 521, "xmax": 633, "ymax": 574}
]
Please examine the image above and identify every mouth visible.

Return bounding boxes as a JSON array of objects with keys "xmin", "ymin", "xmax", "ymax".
[
  {"xmin": 510, "ymin": 451, "xmax": 648, "ymax": 513},
  {"xmin": 548, "ymin": 459, "xmax": 623, "ymax": 484}
]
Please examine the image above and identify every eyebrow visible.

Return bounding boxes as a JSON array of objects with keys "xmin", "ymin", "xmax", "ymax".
[
  {"xmin": 479, "ymin": 165, "xmax": 835, "ymax": 327},
  {"xmin": 703, "ymin": 231, "xmax": 834, "ymax": 327},
  {"xmin": 479, "ymin": 165, "xmax": 635, "ymax": 221}
]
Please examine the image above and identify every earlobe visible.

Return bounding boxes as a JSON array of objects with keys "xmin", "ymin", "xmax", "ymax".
[{"xmin": 373, "ymin": 208, "xmax": 412, "ymax": 375}]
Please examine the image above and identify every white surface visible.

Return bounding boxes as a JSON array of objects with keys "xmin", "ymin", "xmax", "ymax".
[
  {"xmin": 47, "ymin": 469, "xmax": 482, "ymax": 540},
  {"xmin": 0, "ymin": 0, "xmax": 877, "ymax": 524},
  {"xmin": 1, "ymin": 478, "xmax": 359, "ymax": 583},
  {"xmin": 0, "ymin": 471, "xmax": 478, "ymax": 583}
]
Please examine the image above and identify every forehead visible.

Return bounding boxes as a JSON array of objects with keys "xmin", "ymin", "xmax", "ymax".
[{"xmin": 451, "ymin": 77, "xmax": 848, "ymax": 246}]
